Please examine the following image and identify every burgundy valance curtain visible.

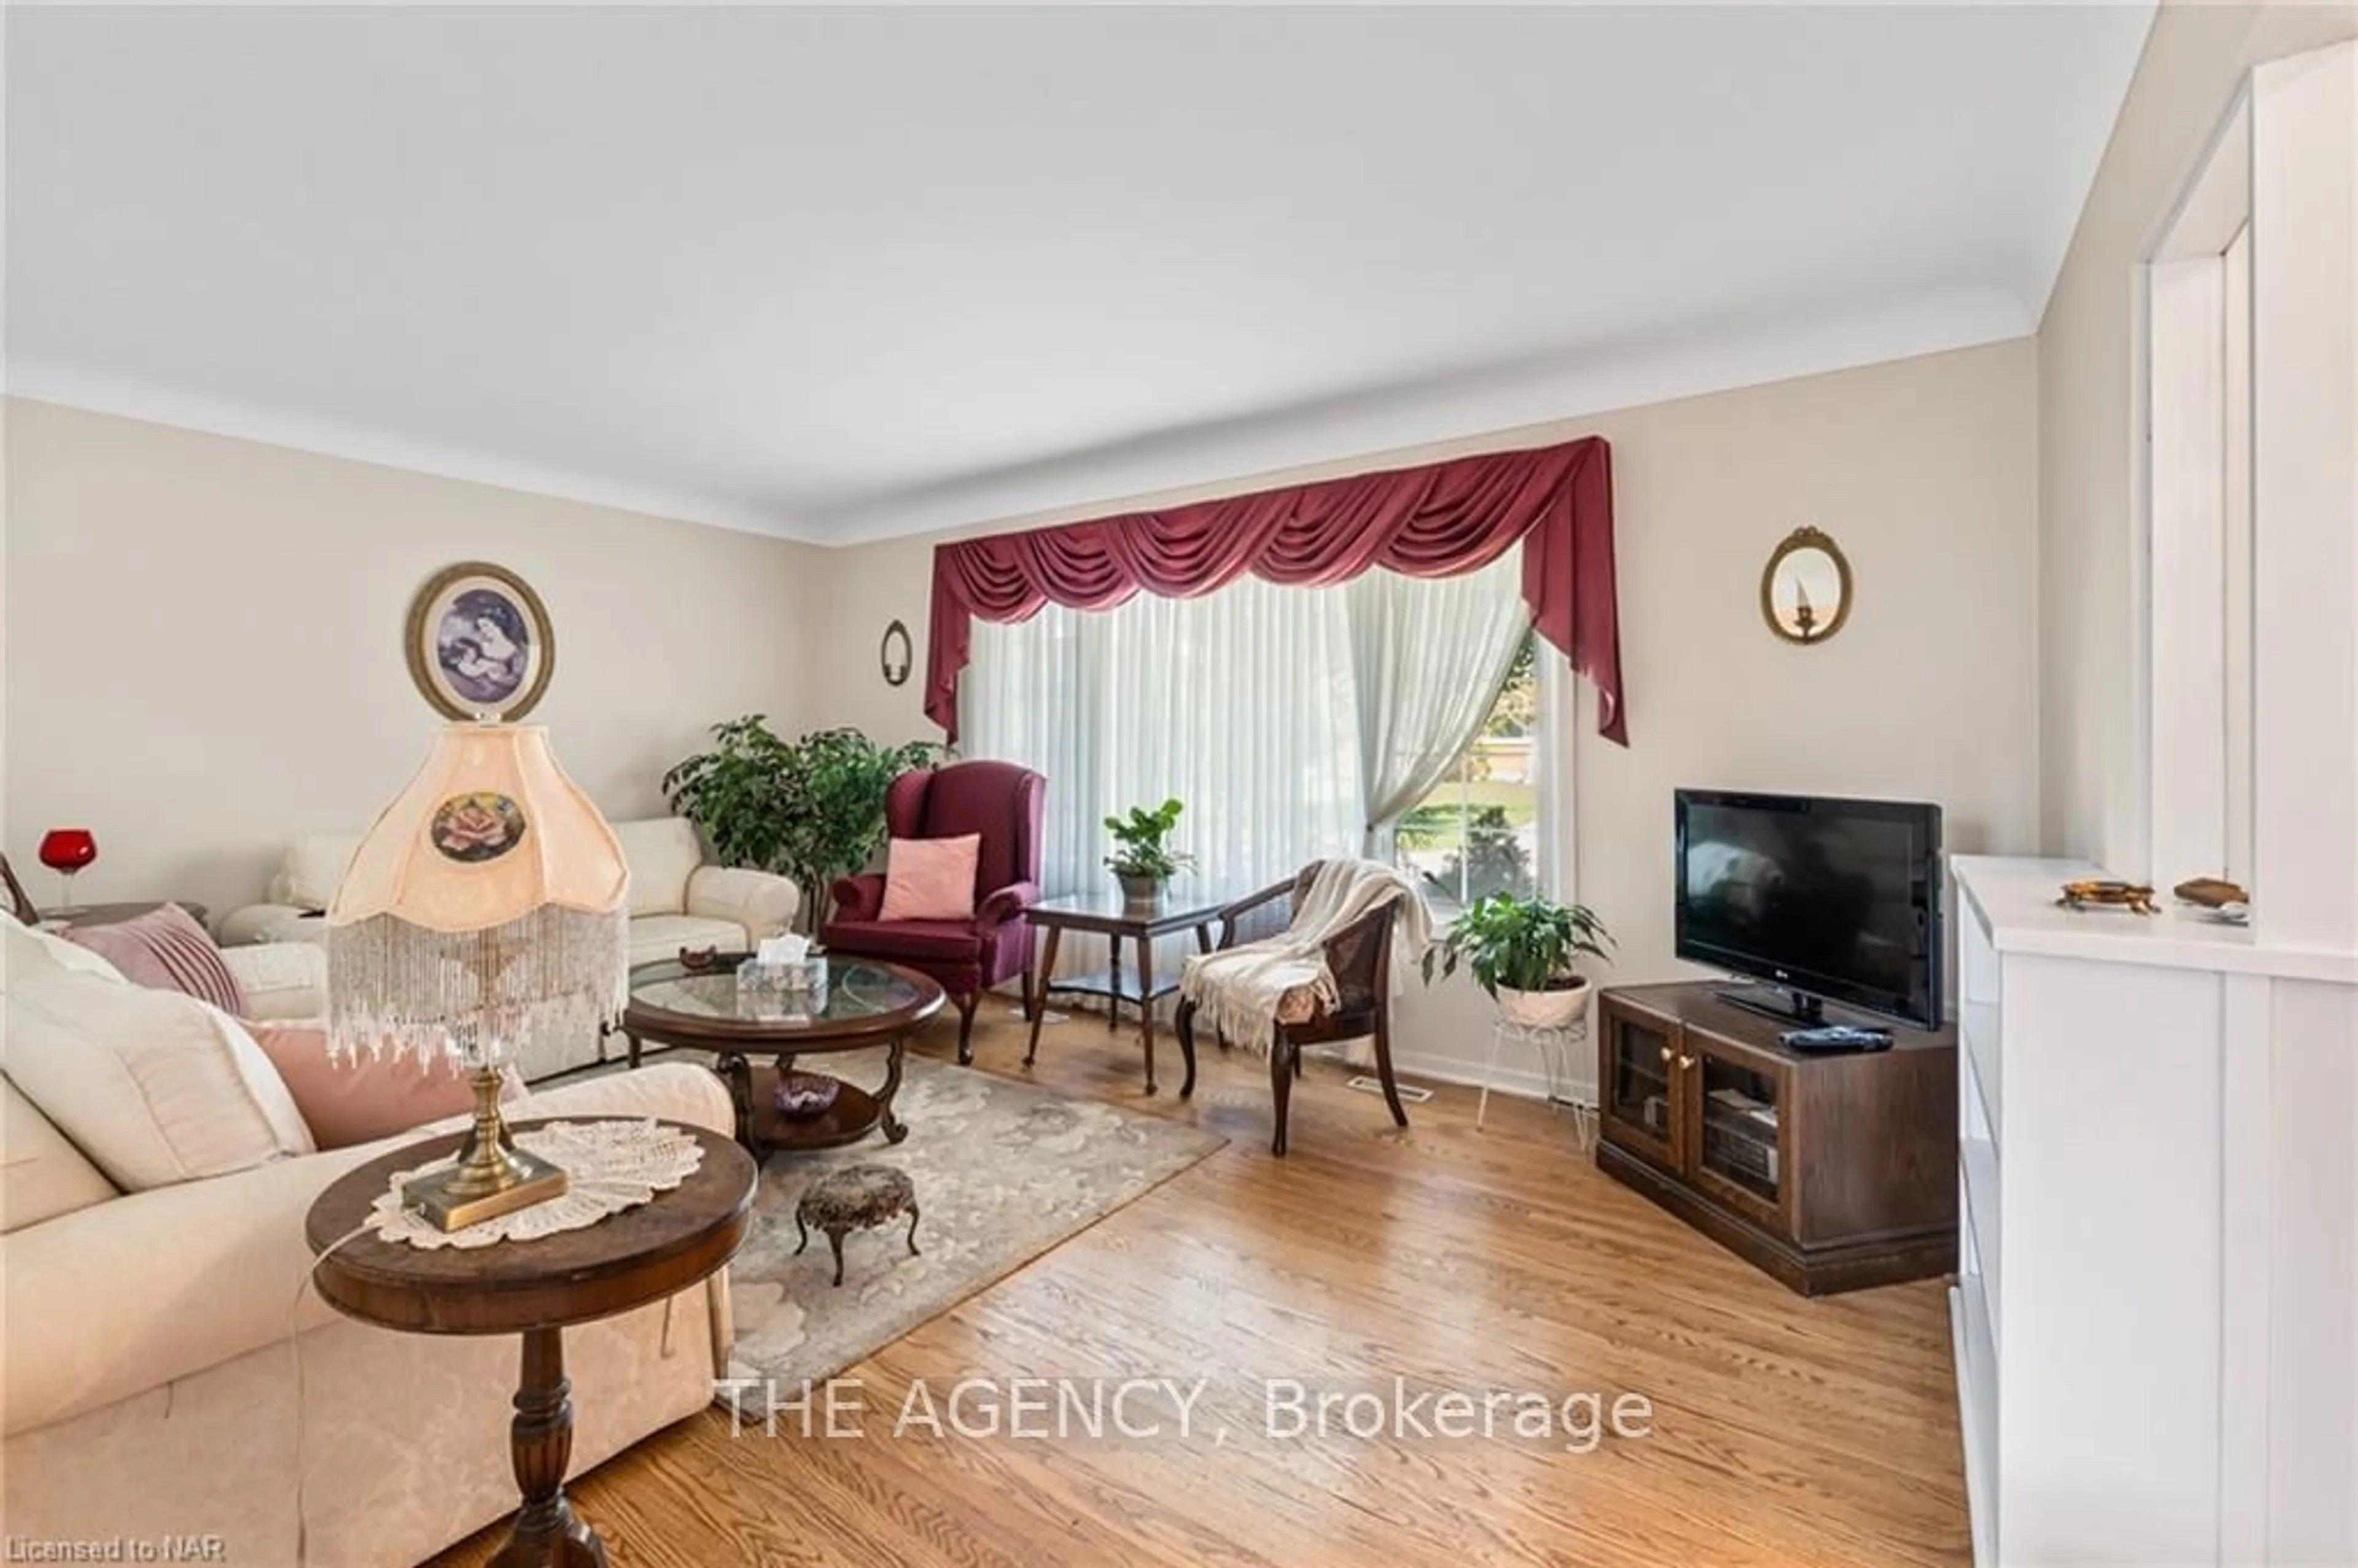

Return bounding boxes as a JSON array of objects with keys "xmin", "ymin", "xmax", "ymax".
[{"xmin": 925, "ymin": 437, "xmax": 1625, "ymax": 745}]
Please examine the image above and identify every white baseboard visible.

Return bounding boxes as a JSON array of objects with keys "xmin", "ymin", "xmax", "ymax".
[
  {"xmin": 1002, "ymin": 988, "xmax": 1587, "ymax": 1107},
  {"xmin": 1384, "ymin": 1049, "xmax": 1572, "ymax": 1104}
]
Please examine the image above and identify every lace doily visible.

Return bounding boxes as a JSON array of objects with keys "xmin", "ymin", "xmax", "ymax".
[{"xmin": 368, "ymin": 1118, "xmax": 706, "ymax": 1250}]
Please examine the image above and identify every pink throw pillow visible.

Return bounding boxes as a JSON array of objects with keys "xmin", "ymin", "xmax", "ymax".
[
  {"xmin": 63, "ymin": 903, "xmax": 247, "ymax": 1015},
  {"xmin": 250, "ymin": 1025, "xmax": 525, "ymax": 1151},
  {"xmin": 877, "ymin": 834, "xmax": 981, "ymax": 922}
]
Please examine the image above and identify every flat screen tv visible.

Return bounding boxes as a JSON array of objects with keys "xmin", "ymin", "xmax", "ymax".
[{"xmin": 1673, "ymin": 790, "xmax": 1944, "ymax": 1028}]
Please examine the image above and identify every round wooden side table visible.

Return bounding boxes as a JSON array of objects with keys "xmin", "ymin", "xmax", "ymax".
[{"xmin": 305, "ymin": 1119, "xmax": 756, "ymax": 1567}]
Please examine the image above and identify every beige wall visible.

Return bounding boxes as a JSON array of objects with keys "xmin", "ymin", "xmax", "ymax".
[
  {"xmin": 4, "ymin": 398, "xmax": 823, "ymax": 916},
  {"xmin": 4, "ymin": 341, "xmax": 2035, "ymax": 1079},
  {"xmin": 812, "ymin": 340, "xmax": 2042, "ymax": 1069},
  {"xmin": 2037, "ymin": 0, "xmax": 2358, "ymax": 867}
]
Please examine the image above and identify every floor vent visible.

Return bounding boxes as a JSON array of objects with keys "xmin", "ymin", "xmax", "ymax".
[{"xmin": 1346, "ymin": 1075, "xmax": 1434, "ymax": 1103}]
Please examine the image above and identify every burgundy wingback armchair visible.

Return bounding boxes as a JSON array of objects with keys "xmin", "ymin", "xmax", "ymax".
[{"xmin": 820, "ymin": 760, "xmax": 1046, "ymax": 1062}]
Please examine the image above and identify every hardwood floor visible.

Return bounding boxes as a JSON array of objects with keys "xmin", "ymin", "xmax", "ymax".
[{"xmin": 433, "ymin": 1005, "xmax": 1970, "ymax": 1567}]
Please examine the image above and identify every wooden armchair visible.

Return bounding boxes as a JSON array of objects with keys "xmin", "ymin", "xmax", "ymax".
[{"xmin": 1173, "ymin": 863, "xmax": 1409, "ymax": 1156}]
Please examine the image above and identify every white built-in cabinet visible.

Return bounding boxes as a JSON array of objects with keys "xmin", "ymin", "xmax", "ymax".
[
  {"xmin": 1955, "ymin": 38, "xmax": 2358, "ymax": 1566},
  {"xmin": 1951, "ymin": 857, "xmax": 2358, "ymax": 1566}
]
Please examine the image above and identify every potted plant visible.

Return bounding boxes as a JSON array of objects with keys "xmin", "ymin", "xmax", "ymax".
[
  {"xmin": 663, "ymin": 716, "xmax": 940, "ymax": 930},
  {"xmin": 1422, "ymin": 892, "xmax": 1614, "ymax": 1028},
  {"xmin": 1103, "ymin": 798, "xmax": 1196, "ymax": 910}
]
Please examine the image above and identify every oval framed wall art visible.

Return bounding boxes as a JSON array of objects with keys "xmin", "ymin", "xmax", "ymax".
[
  {"xmin": 405, "ymin": 561, "xmax": 556, "ymax": 721},
  {"xmin": 1759, "ymin": 526, "xmax": 1854, "ymax": 646}
]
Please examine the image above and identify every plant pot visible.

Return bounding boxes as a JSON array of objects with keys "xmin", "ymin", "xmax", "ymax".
[
  {"xmin": 1115, "ymin": 872, "xmax": 1166, "ymax": 912},
  {"xmin": 1497, "ymin": 978, "xmax": 1589, "ymax": 1030}
]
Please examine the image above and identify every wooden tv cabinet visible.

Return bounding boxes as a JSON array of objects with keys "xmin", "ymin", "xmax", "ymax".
[{"xmin": 1593, "ymin": 982, "xmax": 1956, "ymax": 1295}]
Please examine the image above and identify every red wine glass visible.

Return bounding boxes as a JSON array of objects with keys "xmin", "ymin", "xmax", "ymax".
[{"xmin": 37, "ymin": 829, "xmax": 97, "ymax": 917}]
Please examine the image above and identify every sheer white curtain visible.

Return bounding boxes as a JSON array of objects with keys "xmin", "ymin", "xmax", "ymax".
[
  {"xmin": 962, "ymin": 574, "xmax": 1365, "ymax": 903},
  {"xmin": 1347, "ymin": 554, "xmax": 1533, "ymax": 854},
  {"xmin": 963, "ymin": 561, "xmax": 1536, "ymax": 955}
]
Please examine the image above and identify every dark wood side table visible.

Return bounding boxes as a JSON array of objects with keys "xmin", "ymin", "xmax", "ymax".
[
  {"xmin": 36, "ymin": 899, "xmax": 211, "ymax": 931},
  {"xmin": 305, "ymin": 1119, "xmax": 756, "ymax": 1566},
  {"xmin": 1022, "ymin": 889, "xmax": 1240, "ymax": 1093}
]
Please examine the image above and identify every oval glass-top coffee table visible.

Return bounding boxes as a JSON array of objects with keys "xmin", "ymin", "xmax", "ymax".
[{"xmin": 620, "ymin": 955, "xmax": 944, "ymax": 1161}]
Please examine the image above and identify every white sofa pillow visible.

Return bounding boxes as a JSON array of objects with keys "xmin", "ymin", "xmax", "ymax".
[
  {"xmin": 611, "ymin": 818, "xmax": 703, "ymax": 917},
  {"xmin": 1, "ymin": 1076, "xmax": 117, "ymax": 1232},
  {"xmin": 4, "ymin": 968, "xmax": 314, "ymax": 1190},
  {"xmin": 220, "ymin": 941, "xmax": 328, "ymax": 1022},
  {"xmin": 276, "ymin": 831, "xmax": 362, "ymax": 912}
]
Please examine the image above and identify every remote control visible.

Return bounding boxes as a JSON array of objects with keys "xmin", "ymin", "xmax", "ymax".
[{"xmin": 1780, "ymin": 1023, "xmax": 1894, "ymax": 1052}]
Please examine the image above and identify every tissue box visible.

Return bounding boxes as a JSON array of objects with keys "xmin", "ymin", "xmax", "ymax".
[{"xmin": 736, "ymin": 955, "xmax": 830, "ymax": 1019}]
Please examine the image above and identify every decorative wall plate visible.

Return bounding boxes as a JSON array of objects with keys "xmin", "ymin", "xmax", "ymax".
[{"xmin": 405, "ymin": 561, "xmax": 554, "ymax": 721}]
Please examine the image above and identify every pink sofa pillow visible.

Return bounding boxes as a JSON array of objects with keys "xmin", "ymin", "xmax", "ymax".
[
  {"xmin": 249, "ymin": 1025, "xmax": 525, "ymax": 1151},
  {"xmin": 877, "ymin": 834, "xmax": 981, "ymax": 922},
  {"xmin": 62, "ymin": 903, "xmax": 247, "ymax": 1015}
]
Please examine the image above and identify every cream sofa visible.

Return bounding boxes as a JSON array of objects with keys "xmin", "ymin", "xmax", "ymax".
[
  {"xmin": 1, "ymin": 917, "xmax": 737, "ymax": 1568},
  {"xmin": 221, "ymin": 817, "xmax": 799, "ymax": 1075},
  {"xmin": 223, "ymin": 817, "xmax": 800, "ymax": 963}
]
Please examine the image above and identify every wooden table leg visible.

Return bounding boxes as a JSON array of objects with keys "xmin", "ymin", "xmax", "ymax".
[
  {"xmin": 1024, "ymin": 926, "xmax": 1062, "ymax": 1067},
  {"xmin": 623, "ymin": 1029, "xmax": 642, "ymax": 1071},
  {"xmin": 877, "ymin": 1034, "xmax": 909, "ymax": 1144},
  {"xmin": 1138, "ymin": 932, "xmax": 1158, "ymax": 1095},
  {"xmin": 1108, "ymin": 937, "xmax": 1124, "ymax": 1033},
  {"xmin": 491, "ymin": 1327, "xmax": 605, "ymax": 1568},
  {"xmin": 716, "ymin": 1052, "xmax": 755, "ymax": 1155}
]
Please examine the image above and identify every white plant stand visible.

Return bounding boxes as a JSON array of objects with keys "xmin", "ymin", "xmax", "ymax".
[{"xmin": 1476, "ymin": 1012, "xmax": 1595, "ymax": 1143}]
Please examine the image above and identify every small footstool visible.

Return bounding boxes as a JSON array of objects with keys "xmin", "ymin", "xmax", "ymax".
[{"xmin": 793, "ymin": 1163, "xmax": 920, "ymax": 1287}]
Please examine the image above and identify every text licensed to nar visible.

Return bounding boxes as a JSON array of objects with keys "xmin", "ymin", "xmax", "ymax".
[{"xmin": 4, "ymin": 1540, "xmax": 228, "ymax": 1564}]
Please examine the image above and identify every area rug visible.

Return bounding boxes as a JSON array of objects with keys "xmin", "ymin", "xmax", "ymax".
[{"xmin": 718, "ymin": 1049, "xmax": 1223, "ymax": 1412}]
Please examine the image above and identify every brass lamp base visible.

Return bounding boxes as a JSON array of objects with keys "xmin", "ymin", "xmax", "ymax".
[{"xmin": 403, "ymin": 1064, "xmax": 569, "ymax": 1231}]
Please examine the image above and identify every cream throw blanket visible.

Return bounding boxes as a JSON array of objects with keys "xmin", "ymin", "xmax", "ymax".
[{"xmin": 1178, "ymin": 859, "xmax": 1433, "ymax": 1060}]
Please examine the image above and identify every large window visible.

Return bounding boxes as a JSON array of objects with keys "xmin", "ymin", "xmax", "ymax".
[
  {"xmin": 962, "ymin": 554, "xmax": 1544, "ymax": 909},
  {"xmin": 963, "ymin": 575, "xmax": 1364, "ymax": 900},
  {"xmin": 1391, "ymin": 633, "xmax": 1538, "ymax": 909}
]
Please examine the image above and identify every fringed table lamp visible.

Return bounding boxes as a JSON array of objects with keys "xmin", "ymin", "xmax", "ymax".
[{"xmin": 328, "ymin": 723, "xmax": 629, "ymax": 1230}]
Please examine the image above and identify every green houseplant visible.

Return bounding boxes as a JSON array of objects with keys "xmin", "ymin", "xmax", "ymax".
[
  {"xmin": 1103, "ymin": 798, "xmax": 1196, "ymax": 910},
  {"xmin": 1422, "ymin": 892, "xmax": 1614, "ymax": 1027},
  {"xmin": 662, "ymin": 716, "xmax": 940, "ymax": 930}
]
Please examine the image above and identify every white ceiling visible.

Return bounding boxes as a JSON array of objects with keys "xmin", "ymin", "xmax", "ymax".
[{"xmin": 6, "ymin": 5, "xmax": 2152, "ymax": 544}]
